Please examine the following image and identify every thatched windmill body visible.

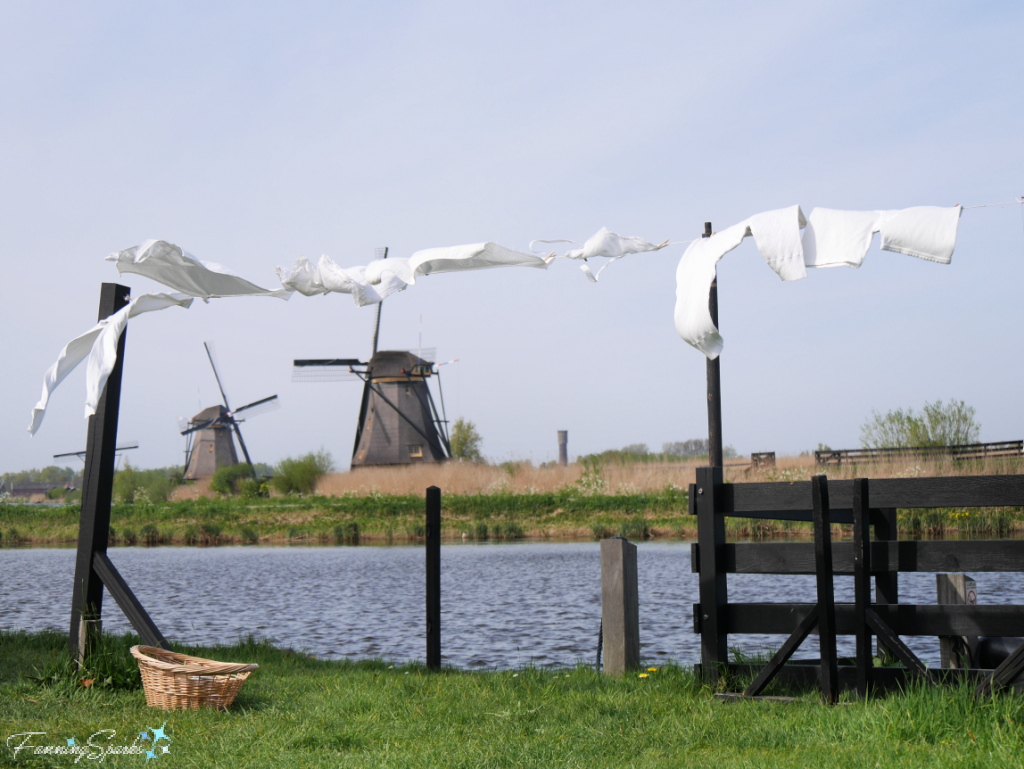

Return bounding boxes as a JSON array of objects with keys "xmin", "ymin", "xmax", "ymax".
[{"xmin": 292, "ymin": 248, "xmax": 453, "ymax": 467}]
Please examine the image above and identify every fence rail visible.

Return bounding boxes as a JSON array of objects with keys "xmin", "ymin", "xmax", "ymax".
[{"xmin": 815, "ymin": 441, "xmax": 1022, "ymax": 466}]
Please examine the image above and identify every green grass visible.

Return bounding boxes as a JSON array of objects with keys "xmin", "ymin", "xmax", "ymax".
[{"xmin": 2, "ymin": 630, "xmax": 1023, "ymax": 767}]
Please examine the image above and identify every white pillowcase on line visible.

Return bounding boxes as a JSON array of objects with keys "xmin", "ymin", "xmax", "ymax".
[{"xmin": 674, "ymin": 205, "xmax": 962, "ymax": 359}]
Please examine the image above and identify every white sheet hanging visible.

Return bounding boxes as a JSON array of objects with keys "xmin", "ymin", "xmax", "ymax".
[
  {"xmin": 107, "ymin": 240, "xmax": 293, "ymax": 301},
  {"xmin": 675, "ymin": 204, "xmax": 961, "ymax": 359},
  {"xmin": 28, "ymin": 292, "xmax": 193, "ymax": 435},
  {"xmin": 275, "ymin": 242, "xmax": 548, "ymax": 307},
  {"xmin": 802, "ymin": 206, "xmax": 962, "ymax": 268},
  {"xmin": 674, "ymin": 205, "xmax": 807, "ymax": 358}
]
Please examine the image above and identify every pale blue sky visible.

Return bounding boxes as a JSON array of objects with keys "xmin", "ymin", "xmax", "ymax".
[{"xmin": 2, "ymin": 1, "xmax": 1022, "ymax": 473}]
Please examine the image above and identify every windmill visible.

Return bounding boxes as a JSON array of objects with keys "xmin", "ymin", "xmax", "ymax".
[
  {"xmin": 291, "ymin": 247, "xmax": 453, "ymax": 467},
  {"xmin": 179, "ymin": 342, "xmax": 280, "ymax": 479}
]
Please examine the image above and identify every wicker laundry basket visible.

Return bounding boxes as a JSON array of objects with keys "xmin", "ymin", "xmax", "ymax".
[{"xmin": 130, "ymin": 646, "xmax": 258, "ymax": 711}]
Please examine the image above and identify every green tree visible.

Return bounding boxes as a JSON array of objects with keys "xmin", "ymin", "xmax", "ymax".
[
  {"xmin": 450, "ymin": 418, "xmax": 483, "ymax": 462},
  {"xmin": 860, "ymin": 399, "xmax": 980, "ymax": 449},
  {"xmin": 271, "ymin": 449, "xmax": 335, "ymax": 495}
]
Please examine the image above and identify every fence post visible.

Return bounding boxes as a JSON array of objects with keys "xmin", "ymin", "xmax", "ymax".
[
  {"xmin": 873, "ymin": 508, "xmax": 899, "ymax": 661},
  {"xmin": 852, "ymin": 478, "xmax": 872, "ymax": 698},
  {"xmin": 695, "ymin": 465, "xmax": 727, "ymax": 681},
  {"xmin": 937, "ymin": 574, "xmax": 978, "ymax": 669},
  {"xmin": 69, "ymin": 283, "xmax": 130, "ymax": 663},
  {"xmin": 425, "ymin": 486, "xmax": 441, "ymax": 670},
  {"xmin": 812, "ymin": 475, "xmax": 838, "ymax": 704},
  {"xmin": 600, "ymin": 537, "xmax": 639, "ymax": 675}
]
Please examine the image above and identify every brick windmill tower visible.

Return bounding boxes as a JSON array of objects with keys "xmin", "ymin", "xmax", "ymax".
[{"xmin": 291, "ymin": 248, "xmax": 453, "ymax": 467}]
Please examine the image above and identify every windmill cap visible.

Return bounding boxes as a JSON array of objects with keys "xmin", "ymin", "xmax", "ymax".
[{"xmin": 368, "ymin": 350, "xmax": 434, "ymax": 378}]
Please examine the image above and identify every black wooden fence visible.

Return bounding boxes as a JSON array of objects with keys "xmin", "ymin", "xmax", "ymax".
[
  {"xmin": 689, "ymin": 468, "xmax": 1024, "ymax": 699},
  {"xmin": 815, "ymin": 441, "xmax": 1022, "ymax": 466}
]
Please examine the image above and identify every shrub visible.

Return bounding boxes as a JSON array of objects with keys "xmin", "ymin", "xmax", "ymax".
[
  {"xmin": 240, "ymin": 527, "xmax": 259, "ymax": 545},
  {"xmin": 619, "ymin": 517, "xmax": 650, "ymax": 541},
  {"xmin": 861, "ymin": 399, "xmax": 980, "ymax": 448},
  {"xmin": 141, "ymin": 524, "xmax": 162, "ymax": 546},
  {"xmin": 200, "ymin": 523, "xmax": 221, "ymax": 545},
  {"xmin": 272, "ymin": 449, "xmax": 334, "ymax": 495},
  {"xmin": 210, "ymin": 464, "xmax": 256, "ymax": 496},
  {"xmin": 474, "ymin": 522, "xmax": 489, "ymax": 540},
  {"xmin": 238, "ymin": 479, "xmax": 266, "ymax": 499},
  {"xmin": 112, "ymin": 462, "xmax": 181, "ymax": 503},
  {"xmin": 121, "ymin": 528, "xmax": 138, "ymax": 545},
  {"xmin": 450, "ymin": 418, "xmax": 483, "ymax": 462},
  {"xmin": 332, "ymin": 522, "xmax": 360, "ymax": 545},
  {"xmin": 184, "ymin": 525, "xmax": 200, "ymax": 545}
]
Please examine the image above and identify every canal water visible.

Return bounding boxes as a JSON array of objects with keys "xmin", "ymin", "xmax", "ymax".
[{"xmin": 2, "ymin": 542, "xmax": 1022, "ymax": 669}]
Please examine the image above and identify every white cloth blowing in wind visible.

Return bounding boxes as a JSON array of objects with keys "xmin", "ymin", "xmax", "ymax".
[
  {"xmin": 106, "ymin": 240, "xmax": 293, "ymax": 301},
  {"xmin": 530, "ymin": 227, "xmax": 669, "ymax": 282},
  {"xmin": 276, "ymin": 242, "xmax": 549, "ymax": 305},
  {"xmin": 28, "ymin": 292, "xmax": 193, "ymax": 435},
  {"xmin": 674, "ymin": 204, "xmax": 962, "ymax": 359}
]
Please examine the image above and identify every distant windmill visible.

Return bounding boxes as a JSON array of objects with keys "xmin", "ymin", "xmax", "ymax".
[
  {"xmin": 179, "ymin": 342, "xmax": 280, "ymax": 479},
  {"xmin": 291, "ymin": 247, "xmax": 453, "ymax": 467}
]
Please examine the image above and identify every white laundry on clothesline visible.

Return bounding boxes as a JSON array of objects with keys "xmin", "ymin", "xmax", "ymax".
[
  {"xmin": 106, "ymin": 240, "xmax": 293, "ymax": 301},
  {"xmin": 803, "ymin": 206, "xmax": 962, "ymax": 269},
  {"xmin": 530, "ymin": 227, "xmax": 669, "ymax": 282},
  {"xmin": 276, "ymin": 242, "xmax": 550, "ymax": 305},
  {"xmin": 674, "ymin": 204, "xmax": 962, "ymax": 359},
  {"xmin": 28, "ymin": 292, "xmax": 193, "ymax": 435}
]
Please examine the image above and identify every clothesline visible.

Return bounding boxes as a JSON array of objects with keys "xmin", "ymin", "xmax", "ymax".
[
  {"xmin": 962, "ymin": 198, "xmax": 1023, "ymax": 209},
  {"xmin": 28, "ymin": 197, "xmax": 1024, "ymax": 435}
]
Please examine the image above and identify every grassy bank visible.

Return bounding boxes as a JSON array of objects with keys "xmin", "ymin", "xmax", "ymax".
[
  {"xmin": 6, "ymin": 455, "xmax": 1024, "ymax": 547},
  {"xmin": 2, "ymin": 630, "xmax": 1022, "ymax": 767},
  {"xmin": 5, "ymin": 491, "xmax": 1024, "ymax": 547}
]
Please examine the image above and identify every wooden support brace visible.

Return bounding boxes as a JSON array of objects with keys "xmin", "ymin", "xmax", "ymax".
[
  {"xmin": 976, "ymin": 638, "xmax": 1024, "ymax": 700},
  {"xmin": 91, "ymin": 552, "xmax": 168, "ymax": 649},
  {"xmin": 743, "ymin": 607, "xmax": 820, "ymax": 697},
  {"xmin": 812, "ymin": 475, "xmax": 839, "ymax": 704},
  {"xmin": 865, "ymin": 608, "xmax": 934, "ymax": 683}
]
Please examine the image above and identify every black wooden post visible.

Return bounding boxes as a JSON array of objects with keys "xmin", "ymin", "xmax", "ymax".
[
  {"xmin": 695, "ymin": 465, "xmax": 727, "ymax": 680},
  {"xmin": 703, "ymin": 222, "xmax": 723, "ymax": 468},
  {"xmin": 425, "ymin": 485, "xmax": 441, "ymax": 670},
  {"xmin": 69, "ymin": 283, "xmax": 130, "ymax": 661},
  {"xmin": 873, "ymin": 507, "xmax": 899, "ymax": 661},
  {"xmin": 852, "ymin": 478, "xmax": 872, "ymax": 698},
  {"xmin": 811, "ymin": 475, "xmax": 839, "ymax": 704}
]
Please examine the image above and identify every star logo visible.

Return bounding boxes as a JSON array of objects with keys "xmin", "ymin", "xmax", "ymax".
[
  {"xmin": 139, "ymin": 731, "xmax": 149, "ymax": 741},
  {"xmin": 145, "ymin": 748, "xmax": 156, "ymax": 760},
  {"xmin": 66, "ymin": 737, "xmax": 75, "ymax": 747},
  {"xmin": 149, "ymin": 723, "xmax": 170, "ymax": 744}
]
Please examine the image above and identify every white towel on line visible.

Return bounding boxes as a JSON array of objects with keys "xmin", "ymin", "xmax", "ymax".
[
  {"xmin": 674, "ymin": 205, "xmax": 807, "ymax": 359},
  {"xmin": 28, "ymin": 292, "xmax": 194, "ymax": 435},
  {"xmin": 276, "ymin": 242, "xmax": 549, "ymax": 306},
  {"xmin": 803, "ymin": 205, "xmax": 962, "ymax": 268},
  {"xmin": 675, "ymin": 204, "xmax": 962, "ymax": 359},
  {"xmin": 106, "ymin": 240, "xmax": 293, "ymax": 301}
]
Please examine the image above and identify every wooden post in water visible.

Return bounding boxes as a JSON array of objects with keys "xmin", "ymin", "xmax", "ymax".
[
  {"xmin": 425, "ymin": 486, "xmax": 441, "ymax": 670},
  {"xmin": 69, "ymin": 283, "xmax": 130, "ymax": 663},
  {"xmin": 600, "ymin": 537, "xmax": 640, "ymax": 675},
  {"xmin": 937, "ymin": 574, "xmax": 978, "ymax": 669}
]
